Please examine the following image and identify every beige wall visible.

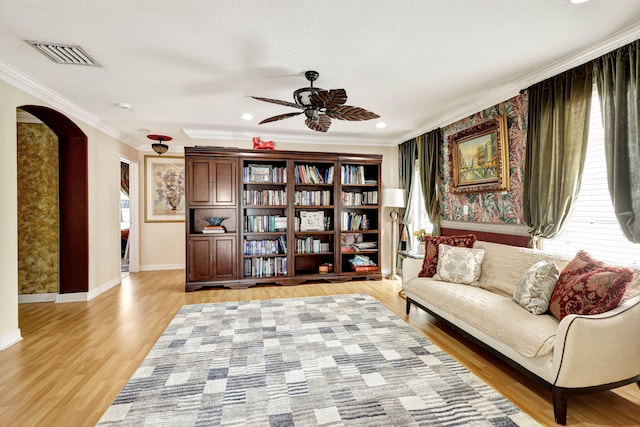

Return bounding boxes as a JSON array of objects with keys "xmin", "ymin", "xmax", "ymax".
[
  {"xmin": 0, "ymin": 79, "xmax": 130, "ymax": 349},
  {"xmin": 0, "ymin": 80, "xmax": 23, "ymax": 348}
]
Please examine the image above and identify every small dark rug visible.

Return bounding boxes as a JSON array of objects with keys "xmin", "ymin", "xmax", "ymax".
[{"xmin": 98, "ymin": 294, "xmax": 539, "ymax": 426}]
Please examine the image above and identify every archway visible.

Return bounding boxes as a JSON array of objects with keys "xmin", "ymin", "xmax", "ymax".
[{"xmin": 19, "ymin": 105, "xmax": 88, "ymax": 294}]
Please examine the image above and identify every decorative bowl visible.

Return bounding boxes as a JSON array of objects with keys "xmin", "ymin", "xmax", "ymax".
[{"xmin": 203, "ymin": 217, "xmax": 226, "ymax": 226}]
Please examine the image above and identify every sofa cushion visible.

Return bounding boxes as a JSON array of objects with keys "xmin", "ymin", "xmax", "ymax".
[
  {"xmin": 549, "ymin": 251, "xmax": 633, "ymax": 320},
  {"xmin": 404, "ymin": 277, "xmax": 559, "ymax": 357},
  {"xmin": 474, "ymin": 241, "xmax": 571, "ymax": 297},
  {"xmin": 513, "ymin": 261, "xmax": 559, "ymax": 314},
  {"xmin": 418, "ymin": 234, "xmax": 476, "ymax": 277},
  {"xmin": 433, "ymin": 245, "xmax": 485, "ymax": 286}
]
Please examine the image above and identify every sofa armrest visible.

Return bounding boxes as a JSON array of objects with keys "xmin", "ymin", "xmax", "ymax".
[
  {"xmin": 552, "ymin": 295, "xmax": 640, "ymax": 388},
  {"xmin": 402, "ymin": 257, "xmax": 423, "ymax": 286}
]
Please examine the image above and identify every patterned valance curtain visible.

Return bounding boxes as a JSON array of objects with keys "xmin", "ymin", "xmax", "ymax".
[
  {"xmin": 418, "ymin": 128, "xmax": 441, "ymax": 236},
  {"xmin": 523, "ymin": 63, "xmax": 593, "ymax": 248},
  {"xmin": 594, "ymin": 40, "xmax": 640, "ymax": 243},
  {"xmin": 120, "ymin": 162, "xmax": 130, "ymax": 196}
]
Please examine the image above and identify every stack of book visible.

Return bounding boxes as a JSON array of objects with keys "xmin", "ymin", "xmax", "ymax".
[
  {"xmin": 202, "ymin": 225, "xmax": 225, "ymax": 234},
  {"xmin": 352, "ymin": 241, "xmax": 377, "ymax": 251}
]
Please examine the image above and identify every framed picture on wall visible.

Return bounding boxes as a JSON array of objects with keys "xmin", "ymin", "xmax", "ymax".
[
  {"xmin": 144, "ymin": 155, "xmax": 186, "ymax": 222},
  {"xmin": 449, "ymin": 115, "xmax": 510, "ymax": 193}
]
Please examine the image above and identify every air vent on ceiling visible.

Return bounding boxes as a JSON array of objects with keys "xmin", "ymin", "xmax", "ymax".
[{"xmin": 26, "ymin": 41, "xmax": 100, "ymax": 66}]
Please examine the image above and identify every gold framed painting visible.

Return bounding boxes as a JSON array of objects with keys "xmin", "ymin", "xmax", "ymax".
[
  {"xmin": 449, "ymin": 115, "xmax": 510, "ymax": 193},
  {"xmin": 144, "ymin": 155, "xmax": 186, "ymax": 222}
]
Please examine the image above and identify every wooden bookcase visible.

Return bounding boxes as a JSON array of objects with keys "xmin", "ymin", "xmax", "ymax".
[{"xmin": 185, "ymin": 147, "xmax": 382, "ymax": 291}]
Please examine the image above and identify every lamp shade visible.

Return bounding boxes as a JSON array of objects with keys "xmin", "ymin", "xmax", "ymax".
[{"xmin": 382, "ymin": 188, "xmax": 406, "ymax": 208}]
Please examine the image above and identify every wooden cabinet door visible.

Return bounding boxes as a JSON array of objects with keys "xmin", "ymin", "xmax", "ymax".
[
  {"xmin": 188, "ymin": 236, "xmax": 213, "ymax": 281},
  {"xmin": 188, "ymin": 235, "xmax": 237, "ymax": 282},
  {"xmin": 188, "ymin": 158, "xmax": 237, "ymax": 206},
  {"xmin": 212, "ymin": 235, "xmax": 237, "ymax": 280},
  {"xmin": 212, "ymin": 159, "xmax": 236, "ymax": 206}
]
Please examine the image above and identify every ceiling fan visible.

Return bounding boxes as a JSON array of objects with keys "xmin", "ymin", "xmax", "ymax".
[{"xmin": 250, "ymin": 70, "xmax": 380, "ymax": 132}]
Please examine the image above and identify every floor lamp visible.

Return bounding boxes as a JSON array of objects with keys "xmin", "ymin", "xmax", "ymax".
[{"xmin": 382, "ymin": 188, "xmax": 406, "ymax": 280}]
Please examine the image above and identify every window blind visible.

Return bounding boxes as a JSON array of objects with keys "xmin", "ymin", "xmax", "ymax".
[{"xmin": 543, "ymin": 87, "xmax": 640, "ymax": 267}]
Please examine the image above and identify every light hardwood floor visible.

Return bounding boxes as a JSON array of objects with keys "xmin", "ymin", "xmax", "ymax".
[{"xmin": 1, "ymin": 270, "xmax": 639, "ymax": 426}]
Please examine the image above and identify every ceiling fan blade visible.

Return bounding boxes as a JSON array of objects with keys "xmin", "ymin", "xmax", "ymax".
[
  {"xmin": 325, "ymin": 105, "xmax": 380, "ymax": 121},
  {"xmin": 259, "ymin": 111, "xmax": 303, "ymax": 124},
  {"xmin": 249, "ymin": 96, "xmax": 302, "ymax": 109},
  {"xmin": 305, "ymin": 113, "xmax": 331, "ymax": 132},
  {"xmin": 310, "ymin": 89, "xmax": 347, "ymax": 110}
]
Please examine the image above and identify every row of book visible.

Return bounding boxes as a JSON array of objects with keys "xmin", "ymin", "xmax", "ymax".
[
  {"xmin": 243, "ymin": 165, "xmax": 287, "ymax": 183},
  {"xmin": 341, "ymin": 191, "xmax": 378, "ymax": 206},
  {"xmin": 244, "ymin": 215, "xmax": 287, "ymax": 232},
  {"xmin": 341, "ymin": 212, "xmax": 371, "ymax": 231},
  {"xmin": 243, "ymin": 257, "xmax": 287, "ymax": 278},
  {"xmin": 341, "ymin": 165, "xmax": 376, "ymax": 185},
  {"xmin": 295, "ymin": 237, "xmax": 331, "ymax": 254},
  {"xmin": 243, "ymin": 189, "xmax": 287, "ymax": 206},
  {"xmin": 243, "ymin": 236, "xmax": 287, "ymax": 256},
  {"xmin": 294, "ymin": 165, "xmax": 334, "ymax": 184},
  {"xmin": 294, "ymin": 190, "xmax": 332, "ymax": 206}
]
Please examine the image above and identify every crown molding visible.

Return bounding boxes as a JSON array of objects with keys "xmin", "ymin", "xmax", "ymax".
[
  {"xmin": 0, "ymin": 61, "xmax": 136, "ymax": 147},
  {"xmin": 396, "ymin": 22, "xmax": 640, "ymax": 144},
  {"xmin": 182, "ymin": 128, "xmax": 396, "ymax": 147}
]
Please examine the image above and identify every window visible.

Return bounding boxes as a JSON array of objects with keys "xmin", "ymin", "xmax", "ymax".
[
  {"xmin": 406, "ymin": 159, "xmax": 433, "ymax": 251},
  {"xmin": 543, "ymin": 87, "xmax": 640, "ymax": 267}
]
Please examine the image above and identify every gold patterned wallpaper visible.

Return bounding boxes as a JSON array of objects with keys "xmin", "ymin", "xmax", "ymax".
[{"xmin": 17, "ymin": 123, "xmax": 59, "ymax": 294}]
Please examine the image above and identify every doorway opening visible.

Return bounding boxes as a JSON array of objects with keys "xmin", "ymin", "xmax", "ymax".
[
  {"xmin": 120, "ymin": 161, "xmax": 130, "ymax": 273},
  {"xmin": 120, "ymin": 157, "xmax": 139, "ymax": 274},
  {"xmin": 17, "ymin": 105, "xmax": 88, "ymax": 295}
]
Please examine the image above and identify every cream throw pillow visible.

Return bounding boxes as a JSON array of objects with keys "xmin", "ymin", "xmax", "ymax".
[
  {"xmin": 433, "ymin": 244, "xmax": 485, "ymax": 286},
  {"xmin": 513, "ymin": 261, "xmax": 559, "ymax": 315}
]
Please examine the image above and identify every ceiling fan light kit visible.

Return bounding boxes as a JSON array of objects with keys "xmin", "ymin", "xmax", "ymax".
[{"xmin": 250, "ymin": 70, "xmax": 379, "ymax": 133}]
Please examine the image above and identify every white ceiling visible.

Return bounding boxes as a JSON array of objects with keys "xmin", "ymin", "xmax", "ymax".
[{"xmin": 1, "ymin": 1, "xmax": 640, "ymax": 149}]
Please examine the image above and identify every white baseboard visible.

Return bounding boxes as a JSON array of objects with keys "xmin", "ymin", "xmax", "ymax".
[
  {"xmin": 56, "ymin": 292, "xmax": 88, "ymax": 303},
  {"xmin": 18, "ymin": 276, "xmax": 122, "ymax": 305},
  {"xmin": 87, "ymin": 276, "xmax": 121, "ymax": 301},
  {"xmin": 19, "ymin": 293, "xmax": 57, "ymax": 304},
  {"xmin": 140, "ymin": 263, "xmax": 185, "ymax": 271},
  {"xmin": 1, "ymin": 328, "xmax": 23, "ymax": 351}
]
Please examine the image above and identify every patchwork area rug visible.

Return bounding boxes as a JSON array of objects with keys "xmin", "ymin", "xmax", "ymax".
[{"xmin": 98, "ymin": 294, "xmax": 539, "ymax": 426}]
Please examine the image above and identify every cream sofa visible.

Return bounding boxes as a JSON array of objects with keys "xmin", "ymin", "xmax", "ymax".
[{"xmin": 402, "ymin": 240, "xmax": 640, "ymax": 425}]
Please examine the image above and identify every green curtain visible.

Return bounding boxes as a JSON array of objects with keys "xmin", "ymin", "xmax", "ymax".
[
  {"xmin": 399, "ymin": 139, "xmax": 417, "ymax": 230},
  {"xmin": 523, "ymin": 64, "xmax": 593, "ymax": 248},
  {"xmin": 418, "ymin": 128, "xmax": 441, "ymax": 236},
  {"xmin": 594, "ymin": 40, "xmax": 640, "ymax": 243}
]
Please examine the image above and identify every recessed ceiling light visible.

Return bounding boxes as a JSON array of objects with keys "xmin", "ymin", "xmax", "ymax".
[
  {"xmin": 376, "ymin": 122, "xmax": 387, "ymax": 129},
  {"xmin": 570, "ymin": 0, "xmax": 589, "ymax": 4},
  {"xmin": 240, "ymin": 113, "xmax": 253, "ymax": 121}
]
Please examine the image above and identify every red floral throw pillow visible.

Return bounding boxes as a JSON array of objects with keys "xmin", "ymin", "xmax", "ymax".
[
  {"xmin": 549, "ymin": 251, "xmax": 633, "ymax": 321},
  {"xmin": 418, "ymin": 234, "xmax": 476, "ymax": 277}
]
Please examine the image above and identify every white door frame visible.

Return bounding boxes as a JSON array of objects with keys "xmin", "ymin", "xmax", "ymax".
[{"xmin": 120, "ymin": 157, "xmax": 139, "ymax": 273}]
